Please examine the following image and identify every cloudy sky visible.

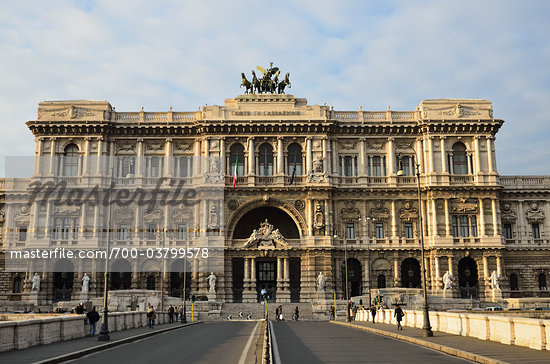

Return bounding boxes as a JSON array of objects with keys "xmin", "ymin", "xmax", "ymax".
[{"xmin": 1, "ymin": 0, "xmax": 549, "ymax": 176}]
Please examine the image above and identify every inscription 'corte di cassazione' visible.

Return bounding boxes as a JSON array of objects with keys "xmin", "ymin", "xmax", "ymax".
[{"xmin": 231, "ymin": 111, "xmax": 301, "ymax": 116}]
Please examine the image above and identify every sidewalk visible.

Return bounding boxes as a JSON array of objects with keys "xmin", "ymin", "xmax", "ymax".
[
  {"xmin": 0, "ymin": 321, "xmax": 200, "ymax": 364},
  {"xmin": 332, "ymin": 320, "xmax": 550, "ymax": 364}
]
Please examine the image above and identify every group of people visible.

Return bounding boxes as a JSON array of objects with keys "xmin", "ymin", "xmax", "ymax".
[
  {"xmin": 329, "ymin": 302, "xmax": 406, "ymax": 331},
  {"xmin": 274, "ymin": 306, "xmax": 300, "ymax": 321},
  {"xmin": 166, "ymin": 304, "xmax": 185, "ymax": 323}
]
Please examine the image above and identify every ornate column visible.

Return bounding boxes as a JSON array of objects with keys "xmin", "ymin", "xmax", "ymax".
[
  {"xmin": 434, "ymin": 255, "xmax": 440, "ymax": 284},
  {"xmin": 93, "ymin": 203, "xmax": 100, "ymax": 238},
  {"xmin": 79, "ymin": 202, "xmax": 87, "ymax": 239},
  {"xmin": 203, "ymin": 137, "xmax": 210, "ymax": 174},
  {"xmin": 34, "ymin": 137, "xmax": 43, "ymax": 176},
  {"xmin": 322, "ymin": 137, "xmax": 328, "ymax": 175},
  {"xmin": 48, "ymin": 138, "xmax": 57, "ymax": 176},
  {"xmin": 358, "ymin": 138, "xmax": 366, "ymax": 176},
  {"xmin": 277, "ymin": 137, "xmax": 284, "ymax": 175},
  {"xmin": 244, "ymin": 258, "xmax": 250, "ymax": 290},
  {"xmin": 482, "ymin": 255, "xmax": 489, "ymax": 282},
  {"xmin": 136, "ymin": 138, "xmax": 144, "ymax": 177},
  {"xmin": 440, "ymin": 136, "xmax": 447, "ymax": 173},
  {"xmin": 491, "ymin": 198, "xmax": 499, "ymax": 237},
  {"xmin": 496, "ymin": 255, "xmax": 502, "ymax": 276},
  {"xmin": 247, "ymin": 137, "xmax": 255, "ymax": 175},
  {"xmin": 427, "ymin": 136, "xmax": 435, "ymax": 173},
  {"xmin": 474, "ymin": 136, "xmax": 481, "ymax": 174},
  {"xmin": 331, "ymin": 140, "xmax": 338, "ymax": 175},
  {"xmin": 387, "ymin": 137, "xmax": 395, "ymax": 175},
  {"xmin": 393, "ymin": 256, "xmax": 399, "ymax": 287},
  {"xmin": 444, "ymin": 199, "xmax": 452, "ymax": 237},
  {"xmin": 95, "ymin": 137, "xmax": 103, "ymax": 176},
  {"xmin": 44, "ymin": 202, "xmax": 52, "ymax": 237},
  {"xmin": 250, "ymin": 258, "xmax": 256, "ymax": 292},
  {"xmin": 165, "ymin": 138, "xmax": 173, "ymax": 177},
  {"xmin": 219, "ymin": 138, "xmax": 226, "ymax": 174},
  {"xmin": 479, "ymin": 198, "xmax": 486, "ymax": 237},
  {"xmin": 486, "ymin": 136, "xmax": 495, "ymax": 173},
  {"xmin": 431, "ymin": 199, "xmax": 439, "ymax": 237},
  {"xmin": 391, "ymin": 200, "xmax": 398, "ymax": 238},
  {"xmin": 82, "ymin": 137, "xmax": 90, "ymax": 177},
  {"xmin": 416, "ymin": 138, "xmax": 424, "ymax": 174},
  {"xmin": 193, "ymin": 138, "xmax": 201, "ymax": 176},
  {"xmin": 306, "ymin": 137, "xmax": 312, "ymax": 173}
]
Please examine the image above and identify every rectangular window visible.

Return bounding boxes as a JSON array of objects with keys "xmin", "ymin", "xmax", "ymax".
[
  {"xmin": 344, "ymin": 156, "xmax": 353, "ymax": 177},
  {"xmin": 532, "ymin": 223, "xmax": 541, "ymax": 239},
  {"xmin": 175, "ymin": 156, "xmax": 193, "ymax": 177},
  {"xmin": 459, "ymin": 216, "xmax": 469, "ymax": 237},
  {"xmin": 62, "ymin": 217, "xmax": 71, "ymax": 240},
  {"xmin": 470, "ymin": 216, "xmax": 478, "ymax": 237},
  {"xmin": 53, "ymin": 218, "xmax": 62, "ymax": 240},
  {"xmin": 150, "ymin": 157, "xmax": 161, "ymax": 177},
  {"xmin": 397, "ymin": 156, "xmax": 413, "ymax": 176},
  {"xmin": 451, "ymin": 216, "xmax": 458, "ymax": 237},
  {"xmin": 346, "ymin": 223, "xmax": 355, "ymax": 239},
  {"xmin": 119, "ymin": 224, "xmax": 128, "ymax": 241},
  {"xmin": 178, "ymin": 224, "xmax": 187, "ymax": 240},
  {"xmin": 375, "ymin": 223, "xmax": 384, "ymax": 239},
  {"xmin": 18, "ymin": 226, "xmax": 27, "ymax": 241},
  {"xmin": 503, "ymin": 223, "xmax": 512, "ymax": 239},
  {"xmin": 72, "ymin": 218, "xmax": 79, "ymax": 240},
  {"xmin": 404, "ymin": 222, "xmax": 414, "ymax": 239},
  {"xmin": 148, "ymin": 224, "xmax": 157, "ymax": 240},
  {"xmin": 118, "ymin": 156, "xmax": 135, "ymax": 177},
  {"xmin": 372, "ymin": 156, "xmax": 382, "ymax": 176}
]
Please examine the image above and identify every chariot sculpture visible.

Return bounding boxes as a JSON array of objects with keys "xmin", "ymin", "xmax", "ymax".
[{"xmin": 240, "ymin": 62, "xmax": 291, "ymax": 95}]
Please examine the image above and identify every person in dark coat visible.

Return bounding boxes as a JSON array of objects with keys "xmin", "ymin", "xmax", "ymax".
[
  {"xmin": 86, "ymin": 306, "xmax": 100, "ymax": 336},
  {"xmin": 294, "ymin": 306, "xmax": 299, "ymax": 321},
  {"xmin": 370, "ymin": 305, "xmax": 377, "ymax": 323},
  {"xmin": 394, "ymin": 304, "xmax": 405, "ymax": 330}
]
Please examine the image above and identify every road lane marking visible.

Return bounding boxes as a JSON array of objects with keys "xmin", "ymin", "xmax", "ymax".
[
  {"xmin": 237, "ymin": 320, "xmax": 260, "ymax": 364},
  {"xmin": 269, "ymin": 321, "xmax": 281, "ymax": 364}
]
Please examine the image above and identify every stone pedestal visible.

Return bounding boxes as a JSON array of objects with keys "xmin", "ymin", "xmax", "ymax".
[
  {"xmin": 242, "ymin": 288, "xmax": 257, "ymax": 303},
  {"xmin": 207, "ymin": 292, "xmax": 217, "ymax": 302},
  {"xmin": 29, "ymin": 291, "xmax": 40, "ymax": 306},
  {"xmin": 443, "ymin": 289, "xmax": 452, "ymax": 299},
  {"xmin": 491, "ymin": 288, "xmax": 503, "ymax": 302},
  {"xmin": 79, "ymin": 292, "xmax": 90, "ymax": 301}
]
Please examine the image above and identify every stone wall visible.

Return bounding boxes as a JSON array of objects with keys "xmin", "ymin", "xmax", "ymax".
[
  {"xmin": 356, "ymin": 309, "xmax": 549, "ymax": 351},
  {"xmin": 0, "ymin": 311, "xmax": 169, "ymax": 352}
]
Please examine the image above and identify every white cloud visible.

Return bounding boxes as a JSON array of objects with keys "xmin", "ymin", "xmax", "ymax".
[{"xmin": 1, "ymin": 0, "xmax": 549, "ymax": 175}]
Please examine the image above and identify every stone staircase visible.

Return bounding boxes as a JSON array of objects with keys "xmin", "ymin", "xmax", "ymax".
[{"xmin": 219, "ymin": 302, "xmax": 317, "ymax": 321}]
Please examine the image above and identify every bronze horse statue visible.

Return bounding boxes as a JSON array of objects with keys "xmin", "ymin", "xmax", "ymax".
[
  {"xmin": 251, "ymin": 70, "xmax": 261, "ymax": 94},
  {"xmin": 278, "ymin": 72, "xmax": 291, "ymax": 94},
  {"xmin": 240, "ymin": 73, "xmax": 253, "ymax": 94}
]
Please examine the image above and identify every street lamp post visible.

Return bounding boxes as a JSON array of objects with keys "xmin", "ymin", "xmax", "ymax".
[
  {"xmin": 398, "ymin": 150, "xmax": 433, "ymax": 337},
  {"xmin": 98, "ymin": 165, "xmax": 115, "ymax": 341}
]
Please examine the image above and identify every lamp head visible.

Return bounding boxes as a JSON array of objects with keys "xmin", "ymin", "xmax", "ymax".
[{"xmin": 397, "ymin": 170, "xmax": 404, "ymax": 176}]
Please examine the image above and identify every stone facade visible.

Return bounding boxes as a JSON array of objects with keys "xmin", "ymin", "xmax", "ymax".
[{"xmin": 0, "ymin": 94, "xmax": 549, "ymax": 305}]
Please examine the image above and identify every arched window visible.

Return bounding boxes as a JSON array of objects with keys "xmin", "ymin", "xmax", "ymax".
[
  {"xmin": 258, "ymin": 143, "xmax": 273, "ymax": 176},
  {"xmin": 13, "ymin": 276, "xmax": 22, "ymax": 293},
  {"xmin": 63, "ymin": 144, "xmax": 79, "ymax": 176},
  {"xmin": 287, "ymin": 143, "xmax": 303, "ymax": 176},
  {"xmin": 229, "ymin": 144, "xmax": 245, "ymax": 176},
  {"xmin": 377, "ymin": 274, "xmax": 386, "ymax": 288},
  {"xmin": 452, "ymin": 142, "xmax": 468, "ymax": 175},
  {"xmin": 538, "ymin": 273, "xmax": 547, "ymax": 290},
  {"xmin": 509, "ymin": 273, "xmax": 519, "ymax": 290},
  {"xmin": 147, "ymin": 275, "xmax": 156, "ymax": 290}
]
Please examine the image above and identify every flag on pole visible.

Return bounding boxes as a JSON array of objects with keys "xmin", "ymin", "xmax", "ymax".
[
  {"xmin": 232, "ymin": 156, "xmax": 238, "ymax": 188},
  {"xmin": 290, "ymin": 163, "xmax": 296, "ymax": 185}
]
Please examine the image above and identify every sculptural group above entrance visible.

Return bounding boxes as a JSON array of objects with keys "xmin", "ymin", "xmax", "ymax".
[{"xmin": 241, "ymin": 62, "xmax": 291, "ymax": 95}]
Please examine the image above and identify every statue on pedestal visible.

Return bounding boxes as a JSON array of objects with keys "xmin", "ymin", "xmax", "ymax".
[
  {"xmin": 81, "ymin": 273, "xmax": 90, "ymax": 293},
  {"xmin": 31, "ymin": 273, "xmax": 41, "ymax": 292},
  {"xmin": 317, "ymin": 272, "xmax": 326, "ymax": 292},
  {"xmin": 443, "ymin": 271, "xmax": 453, "ymax": 290},
  {"xmin": 490, "ymin": 271, "xmax": 500, "ymax": 290},
  {"xmin": 208, "ymin": 272, "xmax": 217, "ymax": 293}
]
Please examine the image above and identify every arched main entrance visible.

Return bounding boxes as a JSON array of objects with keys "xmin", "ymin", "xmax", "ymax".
[
  {"xmin": 111, "ymin": 259, "xmax": 132, "ymax": 290},
  {"xmin": 401, "ymin": 258, "xmax": 421, "ymax": 288},
  {"xmin": 232, "ymin": 206, "xmax": 300, "ymax": 239},
  {"xmin": 458, "ymin": 257, "xmax": 478, "ymax": 299},
  {"xmin": 53, "ymin": 259, "xmax": 74, "ymax": 301},
  {"xmin": 341, "ymin": 258, "xmax": 362, "ymax": 297}
]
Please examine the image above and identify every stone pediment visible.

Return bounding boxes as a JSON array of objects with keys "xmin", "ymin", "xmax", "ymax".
[
  {"xmin": 419, "ymin": 99, "xmax": 493, "ymax": 120},
  {"xmin": 37, "ymin": 101, "xmax": 112, "ymax": 122},
  {"xmin": 242, "ymin": 219, "xmax": 290, "ymax": 249},
  {"xmin": 500, "ymin": 202, "xmax": 517, "ymax": 223},
  {"xmin": 526, "ymin": 202, "xmax": 545, "ymax": 223},
  {"xmin": 451, "ymin": 198, "xmax": 478, "ymax": 213}
]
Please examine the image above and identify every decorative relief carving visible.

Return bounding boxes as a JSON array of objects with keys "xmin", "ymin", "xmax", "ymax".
[
  {"xmin": 54, "ymin": 206, "xmax": 80, "ymax": 215},
  {"xmin": 526, "ymin": 202, "xmax": 545, "ymax": 223},
  {"xmin": 204, "ymin": 157, "xmax": 224, "ymax": 183},
  {"xmin": 368, "ymin": 141, "xmax": 384, "ymax": 150},
  {"xmin": 370, "ymin": 200, "xmax": 389, "ymax": 220},
  {"xmin": 114, "ymin": 207, "xmax": 134, "ymax": 223},
  {"xmin": 451, "ymin": 198, "xmax": 478, "ymax": 213},
  {"xmin": 147, "ymin": 142, "xmax": 163, "ymax": 152},
  {"xmin": 294, "ymin": 200, "xmax": 305, "ymax": 210},
  {"xmin": 242, "ymin": 219, "xmax": 290, "ymax": 249},
  {"xmin": 500, "ymin": 203, "xmax": 517, "ymax": 223},
  {"xmin": 338, "ymin": 141, "xmax": 357, "ymax": 150},
  {"xmin": 175, "ymin": 142, "xmax": 192, "ymax": 151},
  {"xmin": 143, "ymin": 208, "xmax": 162, "ymax": 222},
  {"xmin": 228, "ymin": 200, "xmax": 240, "ymax": 211},
  {"xmin": 307, "ymin": 157, "xmax": 326, "ymax": 183},
  {"xmin": 437, "ymin": 104, "xmax": 481, "ymax": 118},
  {"xmin": 208, "ymin": 203, "xmax": 219, "ymax": 230},
  {"xmin": 341, "ymin": 200, "xmax": 360, "ymax": 222},
  {"xmin": 173, "ymin": 205, "xmax": 192, "ymax": 222},
  {"xmin": 399, "ymin": 201, "xmax": 418, "ymax": 222},
  {"xmin": 313, "ymin": 203, "xmax": 325, "ymax": 231}
]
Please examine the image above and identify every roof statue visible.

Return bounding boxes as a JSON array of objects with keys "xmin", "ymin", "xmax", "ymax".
[{"xmin": 240, "ymin": 62, "xmax": 291, "ymax": 95}]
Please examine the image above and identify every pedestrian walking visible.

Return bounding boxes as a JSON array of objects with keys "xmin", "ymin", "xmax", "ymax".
[
  {"xmin": 147, "ymin": 304, "xmax": 156, "ymax": 328},
  {"xmin": 278, "ymin": 305, "xmax": 284, "ymax": 321},
  {"xmin": 168, "ymin": 305, "xmax": 174, "ymax": 323},
  {"xmin": 293, "ymin": 306, "xmax": 299, "ymax": 321},
  {"xmin": 175, "ymin": 306, "xmax": 179, "ymax": 321},
  {"xmin": 394, "ymin": 304, "xmax": 405, "ymax": 330},
  {"xmin": 370, "ymin": 305, "xmax": 377, "ymax": 323},
  {"xmin": 275, "ymin": 306, "xmax": 280, "ymax": 321},
  {"xmin": 179, "ymin": 305, "xmax": 184, "ymax": 322},
  {"xmin": 329, "ymin": 306, "xmax": 335, "ymax": 321},
  {"xmin": 86, "ymin": 306, "xmax": 100, "ymax": 336}
]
